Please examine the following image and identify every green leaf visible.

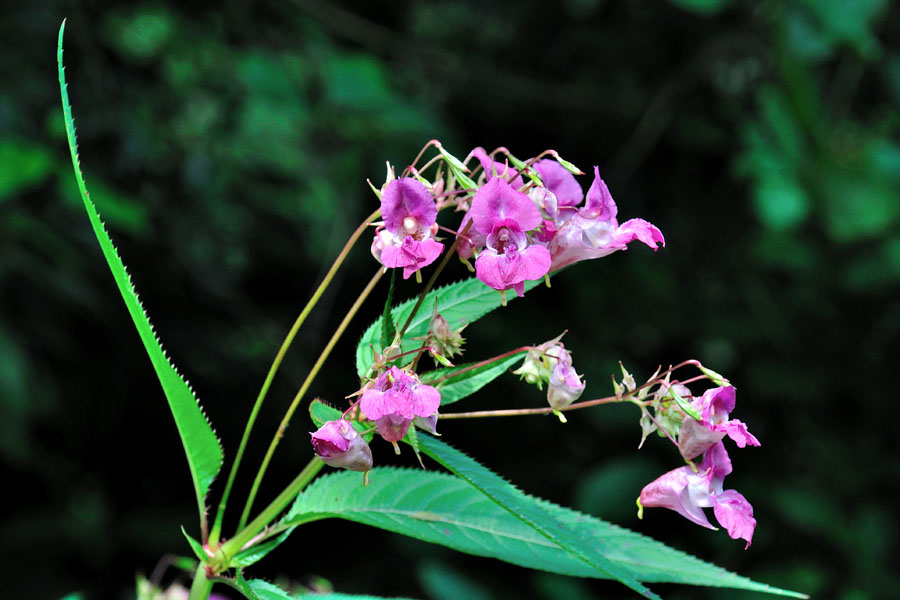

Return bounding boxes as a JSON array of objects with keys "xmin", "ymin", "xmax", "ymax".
[
  {"xmin": 0, "ymin": 139, "xmax": 55, "ymax": 201},
  {"xmin": 415, "ymin": 435, "xmax": 805, "ymax": 598},
  {"xmin": 246, "ymin": 579, "xmax": 418, "ymax": 600},
  {"xmin": 380, "ymin": 269, "xmax": 398, "ymax": 350},
  {"xmin": 419, "ymin": 351, "xmax": 527, "ymax": 406},
  {"xmin": 355, "ymin": 277, "xmax": 541, "ymax": 377},
  {"xmin": 231, "ymin": 529, "xmax": 294, "ymax": 567},
  {"xmin": 285, "ymin": 467, "xmax": 803, "ymax": 597},
  {"xmin": 58, "ymin": 21, "xmax": 223, "ymax": 529},
  {"xmin": 181, "ymin": 526, "xmax": 207, "ymax": 563},
  {"xmin": 300, "ymin": 405, "xmax": 804, "ymax": 597}
]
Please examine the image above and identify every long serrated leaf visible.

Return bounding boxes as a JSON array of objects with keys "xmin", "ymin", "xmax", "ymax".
[
  {"xmin": 419, "ymin": 351, "xmax": 526, "ymax": 406},
  {"xmin": 57, "ymin": 21, "xmax": 223, "ymax": 529},
  {"xmin": 246, "ymin": 579, "xmax": 418, "ymax": 600},
  {"xmin": 300, "ymin": 404, "xmax": 805, "ymax": 597},
  {"xmin": 356, "ymin": 278, "xmax": 541, "ymax": 377},
  {"xmin": 412, "ymin": 437, "xmax": 657, "ymax": 598}
]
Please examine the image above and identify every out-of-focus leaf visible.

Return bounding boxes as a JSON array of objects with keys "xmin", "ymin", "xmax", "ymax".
[
  {"xmin": 669, "ymin": 0, "xmax": 732, "ymax": 15},
  {"xmin": 0, "ymin": 140, "xmax": 55, "ymax": 201}
]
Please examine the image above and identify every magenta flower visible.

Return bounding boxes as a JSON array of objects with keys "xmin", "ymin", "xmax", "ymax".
[
  {"xmin": 532, "ymin": 159, "xmax": 583, "ymax": 210},
  {"xmin": 469, "ymin": 178, "xmax": 551, "ymax": 296},
  {"xmin": 639, "ymin": 441, "xmax": 756, "ymax": 548},
  {"xmin": 360, "ymin": 366, "xmax": 441, "ymax": 442},
  {"xmin": 678, "ymin": 386, "xmax": 760, "ymax": 460},
  {"xmin": 310, "ymin": 419, "xmax": 373, "ymax": 472},
  {"xmin": 376, "ymin": 178, "xmax": 444, "ymax": 279},
  {"xmin": 547, "ymin": 167, "xmax": 664, "ymax": 272},
  {"xmin": 470, "ymin": 147, "xmax": 524, "ymax": 189}
]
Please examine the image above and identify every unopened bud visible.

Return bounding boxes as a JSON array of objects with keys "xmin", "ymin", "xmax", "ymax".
[
  {"xmin": 547, "ymin": 362, "xmax": 585, "ymax": 410},
  {"xmin": 310, "ymin": 419, "xmax": 373, "ymax": 473}
]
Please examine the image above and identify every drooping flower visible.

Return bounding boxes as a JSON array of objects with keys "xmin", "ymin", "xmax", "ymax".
[
  {"xmin": 469, "ymin": 178, "xmax": 551, "ymax": 296},
  {"xmin": 360, "ymin": 366, "xmax": 441, "ymax": 443},
  {"xmin": 547, "ymin": 359, "xmax": 585, "ymax": 410},
  {"xmin": 376, "ymin": 178, "xmax": 444, "ymax": 279},
  {"xmin": 547, "ymin": 167, "xmax": 664, "ymax": 272},
  {"xmin": 638, "ymin": 441, "xmax": 756, "ymax": 548},
  {"xmin": 677, "ymin": 386, "xmax": 761, "ymax": 460},
  {"xmin": 310, "ymin": 419, "xmax": 373, "ymax": 472}
]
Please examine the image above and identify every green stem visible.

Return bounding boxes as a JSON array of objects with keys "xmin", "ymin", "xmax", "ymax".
[
  {"xmin": 237, "ymin": 268, "xmax": 385, "ymax": 531},
  {"xmin": 188, "ymin": 564, "xmax": 213, "ymax": 600},
  {"xmin": 398, "ymin": 219, "xmax": 472, "ymax": 339},
  {"xmin": 221, "ymin": 457, "xmax": 324, "ymax": 559},
  {"xmin": 437, "ymin": 395, "xmax": 621, "ymax": 420},
  {"xmin": 207, "ymin": 208, "xmax": 379, "ymax": 547}
]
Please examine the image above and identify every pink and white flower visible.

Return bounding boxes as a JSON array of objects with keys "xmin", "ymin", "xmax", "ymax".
[
  {"xmin": 360, "ymin": 366, "xmax": 441, "ymax": 442},
  {"xmin": 375, "ymin": 178, "xmax": 444, "ymax": 279}
]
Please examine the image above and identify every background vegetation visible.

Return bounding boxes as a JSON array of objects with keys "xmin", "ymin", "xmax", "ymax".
[{"xmin": 2, "ymin": 0, "xmax": 898, "ymax": 598}]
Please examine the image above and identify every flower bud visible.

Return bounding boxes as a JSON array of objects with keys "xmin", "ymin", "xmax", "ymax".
[
  {"xmin": 310, "ymin": 419, "xmax": 373, "ymax": 472},
  {"xmin": 547, "ymin": 361, "xmax": 585, "ymax": 409}
]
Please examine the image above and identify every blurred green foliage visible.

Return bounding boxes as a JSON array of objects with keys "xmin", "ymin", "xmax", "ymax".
[{"xmin": 2, "ymin": 1, "xmax": 898, "ymax": 599}]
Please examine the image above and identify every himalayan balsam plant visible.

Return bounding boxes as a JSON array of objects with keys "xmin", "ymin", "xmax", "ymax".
[{"xmin": 57, "ymin": 21, "xmax": 806, "ymax": 600}]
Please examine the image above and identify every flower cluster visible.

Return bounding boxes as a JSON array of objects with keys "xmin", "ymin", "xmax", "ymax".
[
  {"xmin": 309, "ymin": 366, "xmax": 441, "ymax": 473},
  {"xmin": 634, "ymin": 380, "xmax": 761, "ymax": 548},
  {"xmin": 370, "ymin": 145, "xmax": 664, "ymax": 296}
]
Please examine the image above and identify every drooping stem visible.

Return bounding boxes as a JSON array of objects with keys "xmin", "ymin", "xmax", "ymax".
[
  {"xmin": 208, "ymin": 208, "xmax": 380, "ymax": 547},
  {"xmin": 438, "ymin": 395, "xmax": 621, "ymax": 420},
  {"xmin": 426, "ymin": 346, "xmax": 531, "ymax": 386},
  {"xmin": 397, "ymin": 219, "xmax": 473, "ymax": 339},
  {"xmin": 237, "ymin": 268, "xmax": 384, "ymax": 531},
  {"xmin": 221, "ymin": 457, "xmax": 324, "ymax": 559}
]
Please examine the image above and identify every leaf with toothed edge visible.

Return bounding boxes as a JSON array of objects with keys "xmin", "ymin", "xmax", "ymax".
[
  {"xmin": 303, "ymin": 401, "xmax": 806, "ymax": 597},
  {"xmin": 283, "ymin": 466, "xmax": 806, "ymax": 597},
  {"xmin": 355, "ymin": 277, "xmax": 542, "ymax": 378},
  {"xmin": 57, "ymin": 21, "xmax": 223, "ymax": 530}
]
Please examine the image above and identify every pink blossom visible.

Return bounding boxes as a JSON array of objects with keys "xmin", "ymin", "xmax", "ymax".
[
  {"xmin": 310, "ymin": 419, "xmax": 373, "ymax": 472},
  {"xmin": 678, "ymin": 386, "xmax": 760, "ymax": 460},
  {"xmin": 375, "ymin": 178, "xmax": 444, "ymax": 279},
  {"xmin": 360, "ymin": 367, "xmax": 441, "ymax": 442},
  {"xmin": 639, "ymin": 442, "xmax": 756, "ymax": 548},
  {"xmin": 547, "ymin": 361, "xmax": 585, "ymax": 409},
  {"xmin": 532, "ymin": 159, "xmax": 583, "ymax": 209},
  {"xmin": 547, "ymin": 167, "xmax": 664, "ymax": 272},
  {"xmin": 469, "ymin": 147, "xmax": 524, "ymax": 189},
  {"xmin": 469, "ymin": 178, "xmax": 551, "ymax": 295}
]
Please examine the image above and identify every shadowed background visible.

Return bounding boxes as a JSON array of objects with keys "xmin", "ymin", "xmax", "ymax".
[{"xmin": 2, "ymin": 0, "xmax": 898, "ymax": 598}]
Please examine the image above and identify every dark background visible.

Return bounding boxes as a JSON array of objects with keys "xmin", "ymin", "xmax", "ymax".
[{"xmin": 2, "ymin": 0, "xmax": 899, "ymax": 598}]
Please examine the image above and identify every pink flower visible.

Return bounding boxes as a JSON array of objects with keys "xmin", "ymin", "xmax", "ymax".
[
  {"xmin": 678, "ymin": 386, "xmax": 760, "ymax": 460},
  {"xmin": 547, "ymin": 360, "xmax": 585, "ymax": 409},
  {"xmin": 469, "ymin": 147, "xmax": 524, "ymax": 189},
  {"xmin": 639, "ymin": 442, "xmax": 756, "ymax": 548},
  {"xmin": 547, "ymin": 167, "xmax": 664, "ymax": 271},
  {"xmin": 469, "ymin": 178, "xmax": 551, "ymax": 295},
  {"xmin": 310, "ymin": 419, "xmax": 373, "ymax": 472},
  {"xmin": 360, "ymin": 367, "xmax": 441, "ymax": 442},
  {"xmin": 532, "ymin": 159, "xmax": 583, "ymax": 210},
  {"xmin": 376, "ymin": 178, "xmax": 444, "ymax": 279}
]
